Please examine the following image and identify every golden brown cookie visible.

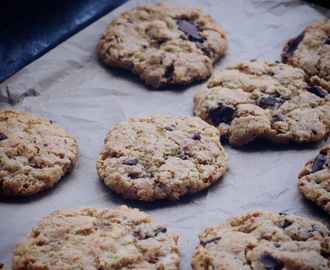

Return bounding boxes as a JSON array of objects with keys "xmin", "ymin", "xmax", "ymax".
[
  {"xmin": 193, "ymin": 60, "xmax": 330, "ymax": 146},
  {"xmin": 12, "ymin": 205, "xmax": 180, "ymax": 270},
  {"xmin": 191, "ymin": 210, "xmax": 330, "ymax": 269},
  {"xmin": 298, "ymin": 144, "xmax": 330, "ymax": 214},
  {"xmin": 97, "ymin": 1, "xmax": 227, "ymax": 89},
  {"xmin": 0, "ymin": 109, "xmax": 78, "ymax": 196},
  {"xmin": 96, "ymin": 114, "xmax": 228, "ymax": 201},
  {"xmin": 282, "ymin": 19, "xmax": 330, "ymax": 92}
]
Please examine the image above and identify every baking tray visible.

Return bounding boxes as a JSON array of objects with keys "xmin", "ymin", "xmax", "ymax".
[{"xmin": 1, "ymin": 0, "xmax": 329, "ymax": 269}]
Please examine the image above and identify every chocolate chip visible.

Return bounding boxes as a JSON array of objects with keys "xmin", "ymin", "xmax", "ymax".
[
  {"xmin": 128, "ymin": 173, "xmax": 139, "ymax": 179},
  {"xmin": 200, "ymin": 236, "xmax": 221, "ymax": 246},
  {"xmin": 307, "ymin": 85, "xmax": 328, "ymax": 98},
  {"xmin": 123, "ymin": 158, "xmax": 138, "ymax": 166},
  {"xmin": 258, "ymin": 96, "xmax": 277, "ymax": 107},
  {"xmin": 201, "ymin": 47, "xmax": 211, "ymax": 57},
  {"xmin": 164, "ymin": 64, "xmax": 174, "ymax": 79},
  {"xmin": 192, "ymin": 133, "xmax": 201, "ymax": 140},
  {"xmin": 155, "ymin": 226, "xmax": 167, "ymax": 236},
  {"xmin": 311, "ymin": 154, "xmax": 326, "ymax": 173},
  {"xmin": 165, "ymin": 126, "xmax": 173, "ymax": 131},
  {"xmin": 273, "ymin": 114, "xmax": 283, "ymax": 122},
  {"xmin": 0, "ymin": 133, "xmax": 8, "ymax": 140},
  {"xmin": 178, "ymin": 154, "xmax": 189, "ymax": 160},
  {"xmin": 311, "ymin": 128, "xmax": 317, "ymax": 135},
  {"xmin": 43, "ymin": 143, "xmax": 48, "ymax": 147},
  {"xmin": 250, "ymin": 59, "xmax": 258, "ymax": 62},
  {"xmin": 282, "ymin": 33, "xmax": 304, "ymax": 62},
  {"xmin": 308, "ymin": 224, "xmax": 318, "ymax": 233},
  {"xmin": 324, "ymin": 36, "xmax": 330, "ymax": 45},
  {"xmin": 282, "ymin": 219, "xmax": 293, "ymax": 229},
  {"xmin": 260, "ymin": 253, "xmax": 284, "ymax": 270},
  {"xmin": 209, "ymin": 104, "xmax": 236, "ymax": 125},
  {"xmin": 177, "ymin": 19, "xmax": 204, "ymax": 43},
  {"xmin": 273, "ymin": 242, "xmax": 281, "ymax": 248}
]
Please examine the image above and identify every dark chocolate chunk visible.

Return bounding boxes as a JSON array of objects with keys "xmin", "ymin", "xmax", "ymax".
[
  {"xmin": 0, "ymin": 133, "xmax": 8, "ymax": 140},
  {"xmin": 311, "ymin": 154, "xmax": 326, "ymax": 173},
  {"xmin": 128, "ymin": 173, "xmax": 139, "ymax": 179},
  {"xmin": 43, "ymin": 143, "xmax": 48, "ymax": 147},
  {"xmin": 201, "ymin": 47, "xmax": 211, "ymax": 57},
  {"xmin": 192, "ymin": 133, "xmax": 201, "ymax": 140},
  {"xmin": 200, "ymin": 236, "xmax": 221, "ymax": 246},
  {"xmin": 282, "ymin": 219, "xmax": 293, "ymax": 229},
  {"xmin": 155, "ymin": 226, "xmax": 167, "ymax": 236},
  {"xmin": 282, "ymin": 33, "xmax": 304, "ymax": 62},
  {"xmin": 258, "ymin": 96, "xmax": 277, "ymax": 107},
  {"xmin": 164, "ymin": 64, "xmax": 174, "ymax": 79},
  {"xmin": 177, "ymin": 19, "xmax": 204, "ymax": 43},
  {"xmin": 123, "ymin": 158, "xmax": 138, "ymax": 166},
  {"xmin": 178, "ymin": 154, "xmax": 189, "ymax": 160},
  {"xmin": 324, "ymin": 36, "xmax": 330, "ymax": 45},
  {"xmin": 165, "ymin": 126, "xmax": 173, "ymax": 131},
  {"xmin": 273, "ymin": 242, "xmax": 281, "ymax": 248},
  {"xmin": 307, "ymin": 85, "xmax": 328, "ymax": 98},
  {"xmin": 273, "ymin": 114, "xmax": 283, "ymax": 122},
  {"xmin": 260, "ymin": 253, "xmax": 284, "ymax": 270},
  {"xmin": 311, "ymin": 128, "xmax": 317, "ymax": 135},
  {"xmin": 209, "ymin": 104, "xmax": 236, "ymax": 125}
]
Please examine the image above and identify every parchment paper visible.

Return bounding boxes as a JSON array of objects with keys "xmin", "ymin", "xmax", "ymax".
[{"xmin": 1, "ymin": 0, "xmax": 330, "ymax": 269}]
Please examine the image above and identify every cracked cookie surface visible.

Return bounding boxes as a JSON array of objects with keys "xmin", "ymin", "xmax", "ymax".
[
  {"xmin": 0, "ymin": 109, "xmax": 78, "ymax": 196},
  {"xmin": 191, "ymin": 210, "xmax": 330, "ymax": 269},
  {"xmin": 97, "ymin": 1, "xmax": 227, "ymax": 89},
  {"xmin": 193, "ymin": 60, "xmax": 330, "ymax": 146},
  {"xmin": 299, "ymin": 144, "xmax": 330, "ymax": 214},
  {"xmin": 282, "ymin": 19, "xmax": 330, "ymax": 92},
  {"xmin": 12, "ymin": 205, "xmax": 180, "ymax": 270},
  {"xmin": 96, "ymin": 114, "xmax": 228, "ymax": 201}
]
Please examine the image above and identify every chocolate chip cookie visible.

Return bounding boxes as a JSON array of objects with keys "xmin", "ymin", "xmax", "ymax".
[
  {"xmin": 193, "ymin": 60, "xmax": 330, "ymax": 146},
  {"xmin": 282, "ymin": 19, "xmax": 330, "ymax": 92},
  {"xmin": 0, "ymin": 109, "xmax": 78, "ymax": 196},
  {"xmin": 12, "ymin": 205, "xmax": 180, "ymax": 270},
  {"xmin": 298, "ymin": 145, "xmax": 330, "ymax": 214},
  {"xmin": 96, "ymin": 114, "xmax": 228, "ymax": 201},
  {"xmin": 191, "ymin": 210, "xmax": 330, "ymax": 269},
  {"xmin": 97, "ymin": 1, "xmax": 227, "ymax": 89}
]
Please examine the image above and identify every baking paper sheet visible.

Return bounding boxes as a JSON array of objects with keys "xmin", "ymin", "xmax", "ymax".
[{"xmin": 1, "ymin": 0, "xmax": 330, "ymax": 269}]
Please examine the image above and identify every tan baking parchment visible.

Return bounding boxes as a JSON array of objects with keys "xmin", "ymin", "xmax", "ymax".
[{"xmin": 1, "ymin": 0, "xmax": 330, "ymax": 269}]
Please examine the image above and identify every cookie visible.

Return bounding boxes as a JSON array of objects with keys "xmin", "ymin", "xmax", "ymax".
[
  {"xmin": 193, "ymin": 60, "xmax": 330, "ymax": 146},
  {"xmin": 96, "ymin": 114, "xmax": 228, "ymax": 201},
  {"xmin": 97, "ymin": 1, "xmax": 227, "ymax": 89},
  {"xmin": 282, "ymin": 19, "xmax": 330, "ymax": 92},
  {"xmin": 0, "ymin": 109, "xmax": 78, "ymax": 196},
  {"xmin": 191, "ymin": 210, "xmax": 330, "ymax": 269},
  {"xmin": 298, "ymin": 145, "xmax": 330, "ymax": 214},
  {"xmin": 12, "ymin": 205, "xmax": 180, "ymax": 270}
]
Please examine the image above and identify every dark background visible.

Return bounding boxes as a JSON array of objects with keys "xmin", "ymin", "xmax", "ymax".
[{"xmin": 0, "ymin": 0, "xmax": 128, "ymax": 83}]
